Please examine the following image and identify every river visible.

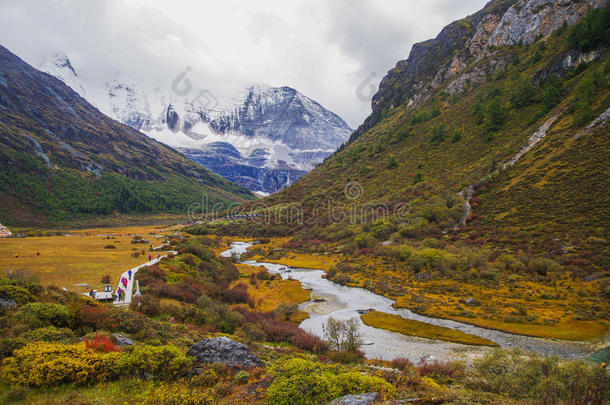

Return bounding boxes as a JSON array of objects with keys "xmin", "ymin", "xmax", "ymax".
[{"xmin": 221, "ymin": 241, "xmax": 594, "ymax": 362}]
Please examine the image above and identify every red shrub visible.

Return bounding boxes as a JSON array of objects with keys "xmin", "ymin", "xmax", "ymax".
[
  {"xmin": 150, "ymin": 280, "xmax": 202, "ymax": 303},
  {"xmin": 80, "ymin": 305, "xmax": 111, "ymax": 329},
  {"xmin": 417, "ymin": 359, "xmax": 464, "ymax": 379},
  {"xmin": 260, "ymin": 319, "xmax": 298, "ymax": 342},
  {"xmin": 85, "ymin": 332, "xmax": 120, "ymax": 353},
  {"xmin": 233, "ymin": 307, "xmax": 276, "ymax": 323},
  {"xmin": 289, "ymin": 331, "xmax": 328, "ymax": 354},
  {"xmin": 222, "ymin": 283, "xmax": 250, "ymax": 304},
  {"xmin": 390, "ymin": 357, "xmax": 414, "ymax": 373},
  {"xmin": 322, "ymin": 350, "xmax": 364, "ymax": 364}
]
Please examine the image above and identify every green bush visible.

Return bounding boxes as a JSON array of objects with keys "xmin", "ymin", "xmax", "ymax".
[
  {"xmin": 510, "ymin": 81, "xmax": 537, "ymax": 108},
  {"xmin": 0, "ymin": 285, "xmax": 35, "ymax": 304},
  {"xmin": 234, "ymin": 370, "xmax": 249, "ymax": 384},
  {"xmin": 430, "ymin": 124, "xmax": 447, "ymax": 145},
  {"xmin": 275, "ymin": 303, "xmax": 298, "ymax": 320},
  {"xmin": 542, "ymin": 74, "xmax": 563, "ymax": 112},
  {"xmin": 20, "ymin": 326, "xmax": 75, "ymax": 343},
  {"xmin": 116, "ymin": 345, "xmax": 191, "ymax": 381},
  {"xmin": 354, "ymin": 233, "xmax": 376, "ymax": 249},
  {"xmin": 472, "ymin": 349, "xmax": 609, "ymax": 403},
  {"xmin": 484, "ymin": 96, "xmax": 507, "ymax": 133},
  {"xmin": 16, "ymin": 303, "xmax": 71, "ymax": 328},
  {"xmin": 385, "ymin": 157, "xmax": 398, "ymax": 170},
  {"xmin": 567, "ymin": 4, "xmax": 610, "ymax": 51},
  {"xmin": 451, "ymin": 131, "xmax": 462, "ymax": 143},
  {"xmin": 526, "ymin": 258, "xmax": 562, "ymax": 276},
  {"xmin": 267, "ymin": 358, "xmax": 394, "ymax": 405}
]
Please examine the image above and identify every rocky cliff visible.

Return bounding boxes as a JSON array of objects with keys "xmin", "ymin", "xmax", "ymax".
[{"xmin": 351, "ymin": 0, "xmax": 607, "ymax": 142}]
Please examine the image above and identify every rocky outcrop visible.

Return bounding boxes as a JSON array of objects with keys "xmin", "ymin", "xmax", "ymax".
[
  {"xmin": 351, "ymin": 0, "xmax": 607, "ymax": 143},
  {"xmin": 113, "ymin": 334, "xmax": 134, "ymax": 346},
  {"xmin": 488, "ymin": 0, "xmax": 607, "ymax": 47},
  {"xmin": 533, "ymin": 48, "xmax": 603, "ymax": 84},
  {"xmin": 329, "ymin": 393, "xmax": 378, "ymax": 405},
  {"xmin": 186, "ymin": 337, "xmax": 264, "ymax": 369},
  {"xmin": 182, "ymin": 143, "xmax": 307, "ymax": 193}
]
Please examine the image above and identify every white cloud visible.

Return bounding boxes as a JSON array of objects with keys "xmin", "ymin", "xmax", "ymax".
[{"xmin": 0, "ymin": 0, "xmax": 488, "ymax": 127}]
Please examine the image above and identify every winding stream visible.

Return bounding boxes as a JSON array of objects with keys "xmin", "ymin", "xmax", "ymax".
[{"xmin": 222, "ymin": 242, "xmax": 594, "ymax": 362}]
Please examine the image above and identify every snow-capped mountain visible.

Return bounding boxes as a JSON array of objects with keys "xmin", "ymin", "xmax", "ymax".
[{"xmin": 41, "ymin": 54, "xmax": 352, "ymax": 193}]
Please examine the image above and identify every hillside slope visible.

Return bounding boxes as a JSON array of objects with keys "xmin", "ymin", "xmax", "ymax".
[
  {"xmin": 265, "ymin": 0, "xmax": 609, "ymax": 268},
  {"xmin": 0, "ymin": 44, "xmax": 254, "ymax": 226}
]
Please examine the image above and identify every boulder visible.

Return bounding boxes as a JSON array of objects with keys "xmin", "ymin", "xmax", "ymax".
[
  {"xmin": 330, "ymin": 393, "xmax": 378, "ymax": 405},
  {"xmin": 0, "ymin": 298, "xmax": 16, "ymax": 309},
  {"xmin": 113, "ymin": 333, "xmax": 134, "ymax": 346},
  {"xmin": 186, "ymin": 337, "xmax": 263, "ymax": 368}
]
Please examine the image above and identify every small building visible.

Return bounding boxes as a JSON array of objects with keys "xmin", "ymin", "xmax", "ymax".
[{"xmin": 0, "ymin": 223, "xmax": 12, "ymax": 238}]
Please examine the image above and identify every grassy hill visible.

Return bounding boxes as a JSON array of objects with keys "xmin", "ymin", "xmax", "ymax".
[
  {"xmin": 262, "ymin": 2, "xmax": 610, "ymax": 271},
  {"xmin": 0, "ymin": 45, "xmax": 254, "ymax": 227}
]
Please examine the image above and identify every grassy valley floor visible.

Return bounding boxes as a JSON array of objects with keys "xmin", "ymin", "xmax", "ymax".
[{"xmin": 0, "ymin": 224, "xmax": 179, "ymax": 292}]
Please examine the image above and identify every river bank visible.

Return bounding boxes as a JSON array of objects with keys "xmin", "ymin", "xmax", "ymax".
[{"xmin": 222, "ymin": 241, "xmax": 597, "ymax": 362}]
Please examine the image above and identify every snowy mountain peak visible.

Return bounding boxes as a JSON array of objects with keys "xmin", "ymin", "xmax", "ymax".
[
  {"xmin": 40, "ymin": 55, "xmax": 352, "ymax": 193},
  {"xmin": 41, "ymin": 53, "xmax": 87, "ymax": 98}
]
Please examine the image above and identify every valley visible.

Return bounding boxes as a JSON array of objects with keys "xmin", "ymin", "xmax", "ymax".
[{"xmin": 0, "ymin": 0, "xmax": 609, "ymax": 403}]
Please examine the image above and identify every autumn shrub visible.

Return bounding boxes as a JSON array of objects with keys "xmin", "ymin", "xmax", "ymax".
[
  {"xmin": 390, "ymin": 357, "xmax": 415, "ymax": 373},
  {"xmin": 237, "ymin": 322, "xmax": 267, "ymax": 343},
  {"xmin": 79, "ymin": 305, "xmax": 111, "ymax": 330},
  {"xmin": 417, "ymin": 359, "xmax": 465, "ymax": 384},
  {"xmin": 1, "ymin": 342, "xmax": 119, "ymax": 386},
  {"xmin": 147, "ymin": 381, "xmax": 215, "ymax": 405},
  {"xmin": 222, "ymin": 283, "xmax": 250, "ymax": 304},
  {"xmin": 260, "ymin": 318, "xmax": 298, "ymax": 342},
  {"xmin": 471, "ymin": 349, "xmax": 609, "ymax": 404},
  {"xmin": 131, "ymin": 295, "xmax": 161, "ymax": 316},
  {"xmin": 191, "ymin": 368, "xmax": 221, "ymax": 387},
  {"xmin": 289, "ymin": 331, "xmax": 328, "ymax": 354},
  {"xmin": 275, "ymin": 303, "xmax": 298, "ymax": 320},
  {"xmin": 16, "ymin": 303, "xmax": 71, "ymax": 328},
  {"xmin": 150, "ymin": 281, "xmax": 202, "ymax": 303},
  {"xmin": 267, "ymin": 357, "xmax": 394, "ymax": 405},
  {"xmin": 324, "ymin": 350, "xmax": 365, "ymax": 364},
  {"xmin": 84, "ymin": 332, "xmax": 120, "ymax": 353}
]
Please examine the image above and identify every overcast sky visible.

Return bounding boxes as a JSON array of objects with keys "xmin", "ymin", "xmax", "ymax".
[{"xmin": 0, "ymin": 0, "xmax": 488, "ymax": 128}]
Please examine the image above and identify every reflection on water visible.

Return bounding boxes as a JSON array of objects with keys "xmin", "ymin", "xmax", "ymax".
[{"xmin": 222, "ymin": 241, "xmax": 593, "ymax": 361}]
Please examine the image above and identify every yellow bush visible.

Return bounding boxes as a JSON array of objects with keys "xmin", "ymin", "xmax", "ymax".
[
  {"xmin": 147, "ymin": 381, "xmax": 215, "ymax": 405},
  {"xmin": 1, "ymin": 342, "xmax": 191, "ymax": 387},
  {"xmin": 1, "ymin": 341, "xmax": 118, "ymax": 386},
  {"xmin": 267, "ymin": 357, "xmax": 394, "ymax": 405}
]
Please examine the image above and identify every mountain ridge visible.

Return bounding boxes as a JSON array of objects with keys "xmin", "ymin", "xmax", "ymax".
[
  {"xmin": 41, "ymin": 57, "xmax": 352, "ymax": 193},
  {"xmin": 0, "ymin": 44, "xmax": 254, "ymax": 226}
]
